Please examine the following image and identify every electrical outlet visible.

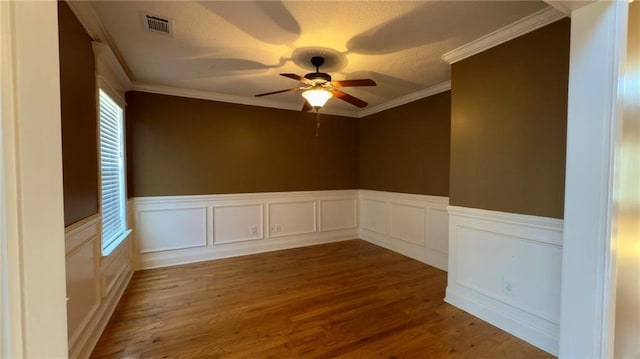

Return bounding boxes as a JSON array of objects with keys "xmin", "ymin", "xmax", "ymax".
[
  {"xmin": 503, "ymin": 278, "xmax": 515, "ymax": 295},
  {"xmin": 250, "ymin": 226, "xmax": 258, "ymax": 236}
]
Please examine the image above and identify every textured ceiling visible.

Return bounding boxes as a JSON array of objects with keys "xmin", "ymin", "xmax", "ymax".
[{"xmin": 90, "ymin": 1, "xmax": 549, "ymax": 115}]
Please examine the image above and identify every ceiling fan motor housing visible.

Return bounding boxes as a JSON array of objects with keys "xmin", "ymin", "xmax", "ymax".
[
  {"xmin": 305, "ymin": 72, "xmax": 332, "ymax": 83},
  {"xmin": 305, "ymin": 56, "xmax": 332, "ymax": 84}
]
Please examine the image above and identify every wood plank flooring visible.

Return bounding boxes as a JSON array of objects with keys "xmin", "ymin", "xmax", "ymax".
[{"xmin": 91, "ymin": 240, "xmax": 552, "ymax": 358}]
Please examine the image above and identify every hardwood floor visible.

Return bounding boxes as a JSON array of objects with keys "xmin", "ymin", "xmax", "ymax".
[{"xmin": 91, "ymin": 240, "xmax": 552, "ymax": 358}]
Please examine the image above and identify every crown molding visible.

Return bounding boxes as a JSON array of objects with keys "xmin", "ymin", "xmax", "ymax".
[
  {"xmin": 542, "ymin": 1, "xmax": 573, "ymax": 17},
  {"xmin": 132, "ymin": 81, "xmax": 453, "ymax": 119},
  {"xmin": 93, "ymin": 42, "xmax": 132, "ymax": 99},
  {"xmin": 441, "ymin": 7, "xmax": 566, "ymax": 64},
  {"xmin": 357, "ymin": 81, "xmax": 451, "ymax": 118},
  {"xmin": 131, "ymin": 82, "xmax": 360, "ymax": 118},
  {"xmin": 65, "ymin": 0, "xmax": 134, "ymax": 81}
]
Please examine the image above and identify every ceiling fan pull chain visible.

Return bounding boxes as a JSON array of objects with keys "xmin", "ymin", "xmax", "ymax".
[{"xmin": 315, "ymin": 109, "xmax": 321, "ymax": 137}]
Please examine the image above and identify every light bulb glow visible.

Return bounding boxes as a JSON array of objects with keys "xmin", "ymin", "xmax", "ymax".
[{"xmin": 302, "ymin": 89, "xmax": 333, "ymax": 108}]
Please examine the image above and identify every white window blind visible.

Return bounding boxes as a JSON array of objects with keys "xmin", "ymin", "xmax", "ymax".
[{"xmin": 99, "ymin": 89, "xmax": 127, "ymax": 254}]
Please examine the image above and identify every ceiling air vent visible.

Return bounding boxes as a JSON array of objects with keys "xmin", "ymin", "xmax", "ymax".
[{"xmin": 143, "ymin": 13, "xmax": 173, "ymax": 36}]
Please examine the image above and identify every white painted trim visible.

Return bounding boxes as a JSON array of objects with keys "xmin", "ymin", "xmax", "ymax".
[
  {"xmin": 136, "ymin": 206, "xmax": 208, "ymax": 254},
  {"xmin": 1, "ymin": 2, "xmax": 68, "ymax": 356},
  {"xmin": 93, "ymin": 42, "xmax": 131, "ymax": 103},
  {"xmin": 318, "ymin": 199, "xmax": 358, "ymax": 232},
  {"xmin": 267, "ymin": 200, "xmax": 317, "ymax": 238},
  {"xmin": 442, "ymin": 7, "xmax": 566, "ymax": 64},
  {"xmin": 71, "ymin": 264, "xmax": 132, "ymax": 359},
  {"xmin": 446, "ymin": 205, "xmax": 563, "ymax": 355},
  {"xmin": 358, "ymin": 190, "xmax": 449, "ymax": 271},
  {"xmin": 65, "ymin": 0, "xmax": 132, "ymax": 78},
  {"xmin": 1, "ymin": 2, "xmax": 22, "ymax": 353},
  {"xmin": 358, "ymin": 81, "xmax": 451, "ymax": 118},
  {"xmin": 132, "ymin": 190, "xmax": 359, "ymax": 270},
  {"xmin": 559, "ymin": 2, "xmax": 629, "ymax": 358},
  {"xmin": 212, "ymin": 203, "xmax": 265, "ymax": 244},
  {"xmin": 447, "ymin": 206, "xmax": 563, "ymax": 240},
  {"xmin": 65, "ymin": 213, "xmax": 100, "ymax": 257},
  {"xmin": 543, "ymin": 1, "xmax": 573, "ymax": 17},
  {"xmin": 133, "ymin": 80, "xmax": 452, "ymax": 119},
  {"xmin": 446, "ymin": 287, "xmax": 559, "ymax": 355},
  {"xmin": 139, "ymin": 230, "xmax": 356, "ymax": 270},
  {"xmin": 132, "ymin": 82, "xmax": 359, "ymax": 118},
  {"xmin": 359, "ymin": 189, "xmax": 449, "ymax": 205},
  {"xmin": 133, "ymin": 189, "xmax": 359, "ymax": 205},
  {"xmin": 64, "ymin": 213, "xmax": 134, "ymax": 359},
  {"xmin": 65, "ymin": 215, "xmax": 100, "ymax": 354}
]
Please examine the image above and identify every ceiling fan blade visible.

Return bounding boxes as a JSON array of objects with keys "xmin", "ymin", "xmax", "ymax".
[
  {"xmin": 280, "ymin": 73, "xmax": 311, "ymax": 84},
  {"xmin": 332, "ymin": 89, "xmax": 368, "ymax": 108},
  {"xmin": 255, "ymin": 87, "xmax": 301, "ymax": 97},
  {"xmin": 332, "ymin": 79, "xmax": 377, "ymax": 87},
  {"xmin": 302, "ymin": 100, "xmax": 312, "ymax": 112}
]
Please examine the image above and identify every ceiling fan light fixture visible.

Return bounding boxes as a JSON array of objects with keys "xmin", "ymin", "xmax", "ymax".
[{"xmin": 302, "ymin": 89, "xmax": 333, "ymax": 108}]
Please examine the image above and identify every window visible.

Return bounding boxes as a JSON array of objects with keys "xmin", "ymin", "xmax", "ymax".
[{"xmin": 99, "ymin": 89, "xmax": 129, "ymax": 255}]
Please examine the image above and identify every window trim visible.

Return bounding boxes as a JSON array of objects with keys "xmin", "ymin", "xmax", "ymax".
[{"xmin": 98, "ymin": 83, "xmax": 130, "ymax": 256}]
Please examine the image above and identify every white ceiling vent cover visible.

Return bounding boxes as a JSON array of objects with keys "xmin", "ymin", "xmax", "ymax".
[{"xmin": 143, "ymin": 13, "xmax": 173, "ymax": 36}]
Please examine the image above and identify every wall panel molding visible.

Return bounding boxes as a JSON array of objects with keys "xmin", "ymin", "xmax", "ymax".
[
  {"xmin": 132, "ymin": 190, "xmax": 359, "ymax": 269},
  {"xmin": 445, "ymin": 205, "xmax": 563, "ymax": 355},
  {"xmin": 66, "ymin": 205, "xmax": 134, "ymax": 359},
  {"xmin": 358, "ymin": 190, "xmax": 449, "ymax": 271},
  {"xmin": 213, "ymin": 204, "xmax": 264, "ymax": 245},
  {"xmin": 319, "ymin": 199, "xmax": 358, "ymax": 232},
  {"xmin": 65, "ymin": 215, "xmax": 100, "ymax": 354}
]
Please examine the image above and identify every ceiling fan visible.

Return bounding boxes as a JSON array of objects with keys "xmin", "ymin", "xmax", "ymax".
[{"xmin": 255, "ymin": 56, "xmax": 376, "ymax": 111}]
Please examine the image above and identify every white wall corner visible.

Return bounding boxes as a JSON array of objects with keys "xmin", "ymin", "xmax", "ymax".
[
  {"xmin": 559, "ymin": 1, "xmax": 629, "ymax": 358},
  {"xmin": 441, "ymin": 7, "xmax": 566, "ymax": 64},
  {"xmin": 357, "ymin": 190, "xmax": 449, "ymax": 271}
]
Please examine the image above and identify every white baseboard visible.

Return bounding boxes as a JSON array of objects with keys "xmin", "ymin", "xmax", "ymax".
[
  {"xmin": 446, "ymin": 205, "xmax": 563, "ymax": 355},
  {"xmin": 131, "ymin": 190, "xmax": 359, "ymax": 270},
  {"xmin": 358, "ymin": 190, "xmax": 449, "ymax": 271}
]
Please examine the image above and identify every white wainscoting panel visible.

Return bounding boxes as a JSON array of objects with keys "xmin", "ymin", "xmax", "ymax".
[
  {"xmin": 269, "ymin": 200, "xmax": 316, "ymax": 238},
  {"xmin": 65, "ymin": 215, "xmax": 99, "ymax": 352},
  {"xmin": 137, "ymin": 206, "xmax": 207, "ymax": 253},
  {"xmin": 319, "ymin": 199, "xmax": 357, "ymax": 232},
  {"xmin": 429, "ymin": 208, "xmax": 449, "ymax": 254},
  {"xmin": 65, "ymin": 209, "xmax": 134, "ymax": 359},
  {"xmin": 132, "ymin": 190, "xmax": 359, "ymax": 269},
  {"xmin": 359, "ymin": 190, "xmax": 449, "ymax": 271},
  {"xmin": 390, "ymin": 203, "xmax": 426, "ymax": 246},
  {"xmin": 213, "ymin": 204, "xmax": 263, "ymax": 244},
  {"xmin": 360, "ymin": 198, "xmax": 388, "ymax": 234},
  {"xmin": 445, "ymin": 205, "xmax": 563, "ymax": 355}
]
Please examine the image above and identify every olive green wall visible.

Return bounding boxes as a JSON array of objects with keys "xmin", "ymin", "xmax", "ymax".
[
  {"xmin": 359, "ymin": 91, "xmax": 451, "ymax": 196},
  {"xmin": 450, "ymin": 19, "xmax": 570, "ymax": 218},
  {"xmin": 126, "ymin": 92, "xmax": 359, "ymax": 197},
  {"xmin": 58, "ymin": 1, "xmax": 99, "ymax": 226}
]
